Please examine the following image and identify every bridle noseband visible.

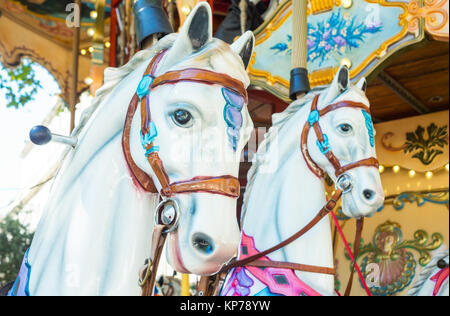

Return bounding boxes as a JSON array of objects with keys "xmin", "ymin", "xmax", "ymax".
[{"xmin": 123, "ymin": 49, "xmax": 248, "ymax": 296}]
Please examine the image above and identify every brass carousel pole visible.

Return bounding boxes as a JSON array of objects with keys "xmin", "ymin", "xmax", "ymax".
[
  {"xmin": 70, "ymin": 0, "xmax": 82, "ymax": 133},
  {"xmin": 289, "ymin": 0, "xmax": 310, "ymax": 101}
]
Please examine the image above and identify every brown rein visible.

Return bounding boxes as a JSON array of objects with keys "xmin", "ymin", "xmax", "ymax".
[{"xmin": 220, "ymin": 189, "xmax": 343, "ymax": 273}]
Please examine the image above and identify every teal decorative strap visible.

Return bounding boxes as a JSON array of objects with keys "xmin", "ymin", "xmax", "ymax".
[
  {"xmin": 308, "ymin": 110, "xmax": 320, "ymax": 126},
  {"xmin": 141, "ymin": 121, "xmax": 158, "ymax": 149},
  {"xmin": 137, "ymin": 75, "xmax": 154, "ymax": 99},
  {"xmin": 145, "ymin": 146, "xmax": 160, "ymax": 157},
  {"xmin": 362, "ymin": 110, "xmax": 375, "ymax": 147},
  {"xmin": 316, "ymin": 134, "xmax": 331, "ymax": 154}
]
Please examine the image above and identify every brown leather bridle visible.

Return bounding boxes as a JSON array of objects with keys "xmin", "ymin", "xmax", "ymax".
[
  {"xmin": 210, "ymin": 94, "xmax": 379, "ymax": 296},
  {"xmin": 123, "ymin": 50, "xmax": 245, "ymax": 199},
  {"xmin": 301, "ymin": 94, "xmax": 379, "ymax": 181},
  {"xmin": 122, "ymin": 49, "xmax": 248, "ymax": 296}
]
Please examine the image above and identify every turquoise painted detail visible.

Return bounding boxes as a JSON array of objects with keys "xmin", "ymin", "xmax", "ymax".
[
  {"xmin": 308, "ymin": 109, "xmax": 331, "ymax": 154},
  {"xmin": 362, "ymin": 110, "xmax": 375, "ymax": 147},
  {"xmin": 255, "ymin": 287, "xmax": 283, "ymax": 296},
  {"xmin": 10, "ymin": 249, "xmax": 31, "ymax": 296},
  {"xmin": 137, "ymin": 75, "xmax": 153, "ymax": 99},
  {"xmin": 141, "ymin": 121, "xmax": 159, "ymax": 156},
  {"xmin": 316, "ymin": 134, "xmax": 331, "ymax": 154},
  {"xmin": 140, "ymin": 122, "xmax": 158, "ymax": 149},
  {"xmin": 308, "ymin": 110, "xmax": 320, "ymax": 126},
  {"xmin": 393, "ymin": 192, "xmax": 449, "ymax": 211},
  {"xmin": 145, "ymin": 146, "xmax": 160, "ymax": 157}
]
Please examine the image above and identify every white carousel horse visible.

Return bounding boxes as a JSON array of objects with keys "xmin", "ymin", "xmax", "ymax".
[
  {"xmin": 8, "ymin": 3, "xmax": 255, "ymax": 296},
  {"xmin": 407, "ymin": 249, "xmax": 449, "ymax": 296},
  {"xmin": 220, "ymin": 66, "xmax": 385, "ymax": 296}
]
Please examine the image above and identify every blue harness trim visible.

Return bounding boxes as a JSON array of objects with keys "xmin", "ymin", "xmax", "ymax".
[
  {"xmin": 362, "ymin": 110, "xmax": 375, "ymax": 147},
  {"xmin": 316, "ymin": 134, "xmax": 331, "ymax": 154},
  {"xmin": 137, "ymin": 75, "xmax": 154, "ymax": 100},
  {"xmin": 140, "ymin": 121, "xmax": 158, "ymax": 149},
  {"xmin": 145, "ymin": 146, "xmax": 160, "ymax": 157},
  {"xmin": 308, "ymin": 110, "xmax": 331, "ymax": 154},
  {"xmin": 10, "ymin": 249, "xmax": 31, "ymax": 296},
  {"xmin": 308, "ymin": 110, "xmax": 320, "ymax": 126}
]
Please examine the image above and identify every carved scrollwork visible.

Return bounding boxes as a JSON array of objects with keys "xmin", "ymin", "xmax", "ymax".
[
  {"xmin": 408, "ymin": 0, "xmax": 449, "ymax": 40},
  {"xmin": 345, "ymin": 221, "xmax": 444, "ymax": 295}
]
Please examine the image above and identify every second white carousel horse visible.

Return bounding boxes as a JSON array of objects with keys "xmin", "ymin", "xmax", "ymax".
[{"xmin": 221, "ymin": 66, "xmax": 385, "ymax": 296}]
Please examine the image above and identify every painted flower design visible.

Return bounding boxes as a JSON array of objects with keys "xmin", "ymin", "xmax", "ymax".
[
  {"xmin": 270, "ymin": 9, "xmax": 383, "ymax": 66},
  {"xmin": 223, "ymin": 267, "xmax": 254, "ymax": 296}
]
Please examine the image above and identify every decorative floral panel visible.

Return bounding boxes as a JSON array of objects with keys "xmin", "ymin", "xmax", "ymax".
[{"xmin": 249, "ymin": 0, "xmax": 448, "ymax": 101}]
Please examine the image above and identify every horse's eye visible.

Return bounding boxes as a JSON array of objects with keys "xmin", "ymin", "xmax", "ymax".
[
  {"xmin": 338, "ymin": 123, "xmax": 353, "ymax": 134},
  {"xmin": 172, "ymin": 109, "xmax": 193, "ymax": 127}
]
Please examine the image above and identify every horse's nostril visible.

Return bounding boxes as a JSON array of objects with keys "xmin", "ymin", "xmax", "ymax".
[
  {"xmin": 363, "ymin": 189, "xmax": 375, "ymax": 201},
  {"xmin": 192, "ymin": 233, "xmax": 214, "ymax": 255}
]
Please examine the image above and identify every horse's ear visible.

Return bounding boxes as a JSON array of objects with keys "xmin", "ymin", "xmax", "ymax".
[
  {"xmin": 230, "ymin": 31, "xmax": 255, "ymax": 70},
  {"xmin": 321, "ymin": 65, "xmax": 350, "ymax": 106},
  {"xmin": 356, "ymin": 77, "xmax": 367, "ymax": 93},
  {"xmin": 161, "ymin": 2, "xmax": 212, "ymax": 69},
  {"xmin": 336, "ymin": 65, "xmax": 350, "ymax": 91}
]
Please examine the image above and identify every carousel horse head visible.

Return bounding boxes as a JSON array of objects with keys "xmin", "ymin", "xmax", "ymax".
[
  {"xmin": 129, "ymin": 3, "xmax": 254, "ymax": 275},
  {"xmin": 303, "ymin": 66, "xmax": 384, "ymax": 218}
]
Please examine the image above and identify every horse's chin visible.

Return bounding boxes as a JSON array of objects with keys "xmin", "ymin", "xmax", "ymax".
[{"xmin": 166, "ymin": 231, "xmax": 191, "ymax": 274}]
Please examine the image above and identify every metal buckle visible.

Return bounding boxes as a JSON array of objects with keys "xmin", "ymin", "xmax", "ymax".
[
  {"xmin": 154, "ymin": 198, "xmax": 180, "ymax": 233},
  {"xmin": 336, "ymin": 173, "xmax": 353, "ymax": 194},
  {"xmin": 138, "ymin": 258, "xmax": 153, "ymax": 287}
]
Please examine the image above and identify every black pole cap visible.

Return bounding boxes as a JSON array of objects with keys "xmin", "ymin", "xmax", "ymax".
[
  {"xmin": 289, "ymin": 67, "xmax": 311, "ymax": 100},
  {"xmin": 133, "ymin": 0, "xmax": 174, "ymax": 49}
]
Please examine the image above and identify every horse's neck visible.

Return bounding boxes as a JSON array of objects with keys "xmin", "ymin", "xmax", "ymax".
[
  {"xmin": 241, "ymin": 103, "xmax": 335, "ymax": 294},
  {"xmin": 28, "ymin": 127, "xmax": 159, "ymax": 295}
]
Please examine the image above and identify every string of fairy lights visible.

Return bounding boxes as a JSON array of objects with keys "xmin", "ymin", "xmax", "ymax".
[
  {"xmin": 79, "ymin": 9, "xmax": 110, "ymax": 86},
  {"xmin": 378, "ymin": 163, "xmax": 450, "ymax": 180},
  {"xmin": 324, "ymin": 163, "xmax": 449, "ymax": 199}
]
